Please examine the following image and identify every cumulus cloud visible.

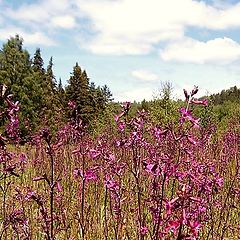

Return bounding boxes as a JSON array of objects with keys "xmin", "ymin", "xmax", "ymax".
[
  {"xmin": 2, "ymin": 0, "xmax": 240, "ymax": 60},
  {"xmin": 115, "ymin": 87, "xmax": 154, "ymax": 102},
  {"xmin": 0, "ymin": 27, "xmax": 56, "ymax": 46},
  {"xmin": 160, "ymin": 37, "xmax": 240, "ymax": 64},
  {"xmin": 51, "ymin": 15, "xmax": 76, "ymax": 29},
  {"xmin": 5, "ymin": 0, "xmax": 76, "ymax": 28},
  {"xmin": 85, "ymin": 35, "xmax": 153, "ymax": 55},
  {"xmin": 23, "ymin": 32, "xmax": 56, "ymax": 46},
  {"xmin": 131, "ymin": 70, "xmax": 159, "ymax": 82},
  {"xmin": 0, "ymin": 0, "xmax": 77, "ymax": 45},
  {"xmin": 6, "ymin": 4, "xmax": 49, "ymax": 23},
  {"xmin": 75, "ymin": 0, "xmax": 240, "ymax": 55}
]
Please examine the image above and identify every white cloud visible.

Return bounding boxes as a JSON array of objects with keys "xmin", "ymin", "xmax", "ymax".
[
  {"xmin": 115, "ymin": 87, "xmax": 154, "ymax": 102},
  {"xmin": 3, "ymin": 0, "xmax": 240, "ymax": 59},
  {"xmin": 75, "ymin": 0, "xmax": 240, "ymax": 55},
  {"xmin": 0, "ymin": 27, "xmax": 56, "ymax": 46},
  {"xmin": 84, "ymin": 30, "xmax": 183, "ymax": 55},
  {"xmin": 204, "ymin": 4, "xmax": 240, "ymax": 29},
  {"xmin": 0, "ymin": 0, "xmax": 76, "ymax": 47},
  {"xmin": 6, "ymin": 3, "xmax": 49, "ymax": 23},
  {"xmin": 51, "ymin": 15, "xmax": 76, "ymax": 29},
  {"xmin": 24, "ymin": 32, "xmax": 56, "ymax": 46},
  {"xmin": 160, "ymin": 37, "xmax": 240, "ymax": 64},
  {"xmin": 85, "ymin": 35, "xmax": 153, "ymax": 55},
  {"xmin": 5, "ymin": 0, "xmax": 76, "ymax": 29},
  {"xmin": 131, "ymin": 69, "xmax": 159, "ymax": 82}
]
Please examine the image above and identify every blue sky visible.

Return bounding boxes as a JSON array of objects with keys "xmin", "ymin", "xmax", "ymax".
[{"xmin": 1, "ymin": 0, "xmax": 240, "ymax": 102}]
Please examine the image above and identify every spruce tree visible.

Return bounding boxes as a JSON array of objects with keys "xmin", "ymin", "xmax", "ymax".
[
  {"xmin": 65, "ymin": 63, "xmax": 94, "ymax": 123},
  {"xmin": 0, "ymin": 35, "xmax": 40, "ymax": 136},
  {"xmin": 32, "ymin": 48, "xmax": 45, "ymax": 74},
  {"xmin": 31, "ymin": 48, "xmax": 46, "ymax": 113},
  {"xmin": 57, "ymin": 78, "xmax": 65, "ymax": 103},
  {"xmin": 39, "ymin": 57, "xmax": 60, "ymax": 128},
  {"xmin": 0, "ymin": 35, "xmax": 31, "ymax": 89},
  {"xmin": 46, "ymin": 57, "xmax": 56, "ymax": 93}
]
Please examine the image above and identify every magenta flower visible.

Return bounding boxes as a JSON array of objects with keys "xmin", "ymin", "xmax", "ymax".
[
  {"xmin": 19, "ymin": 152, "xmax": 27, "ymax": 163},
  {"xmin": 56, "ymin": 181, "xmax": 63, "ymax": 192},
  {"xmin": 145, "ymin": 162, "xmax": 160, "ymax": 176},
  {"xmin": 122, "ymin": 101, "xmax": 131, "ymax": 112},
  {"xmin": 166, "ymin": 220, "xmax": 180, "ymax": 234},
  {"xmin": 190, "ymin": 98, "xmax": 208, "ymax": 106},
  {"xmin": 25, "ymin": 190, "xmax": 37, "ymax": 201},
  {"xmin": 85, "ymin": 169, "xmax": 98, "ymax": 182},
  {"xmin": 74, "ymin": 168, "xmax": 98, "ymax": 182},
  {"xmin": 118, "ymin": 120, "xmax": 126, "ymax": 131},
  {"xmin": 104, "ymin": 175, "xmax": 119, "ymax": 191},
  {"xmin": 179, "ymin": 107, "xmax": 200, "ymax": 128},
  {"xmin": 68, "ymin": 100, "xmax": 76, "ymax": 109},
  {"xmin": 165, "ymin": 197, "xmax": 179, "ymax": 215},
  {"xmin": 189, "ymin": 220, "xmax": 201, "ymax": 237},
  {"xmin": 140, "ymin": 226, "xmax": 149, "ymax": 235},
  {"xmin": 89, "ymin": 149, "xmax": 101, "ymax": 159},
  {"xmin": 73, "ymin": 168, "xmax": 83, "ymax": 178},
  {"xmin": 187, "ymin": 135, "xmax": 197, "ymax": 145},
  {"xmin": 114, "ymin": 112, "xmax": 124, "ymax": 122}
]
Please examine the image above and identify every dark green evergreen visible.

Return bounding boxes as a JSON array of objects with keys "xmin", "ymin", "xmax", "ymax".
[
  {"xmin": 0, "ymin": 35, "xmax": 43, "ymax": 135},
  {"xmin": 65, "ymin": 63, "xmax": 94, "ymax": 123},
  {"xmin": 32, "ymin": 48, "xmax": 45, "ymax": 74}
]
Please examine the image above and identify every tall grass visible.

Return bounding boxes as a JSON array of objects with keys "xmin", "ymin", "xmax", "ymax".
[{"xmin": 0, "ymin": 87, "xmax": 239, "ymax": 239}]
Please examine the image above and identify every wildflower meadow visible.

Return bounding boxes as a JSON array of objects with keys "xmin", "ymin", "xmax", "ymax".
[{"xmin": 0, "ymin": 86, "xmax": 239, "ymax": 240}]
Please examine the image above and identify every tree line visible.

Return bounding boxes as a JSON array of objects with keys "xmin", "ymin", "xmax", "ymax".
[
  {"xmin": 0, "ymin": 35, "xmax": 113, "ymax": 137},
  {"xmin": 0, "ymin": 35, "xmax": 239, "ymax": 138}
]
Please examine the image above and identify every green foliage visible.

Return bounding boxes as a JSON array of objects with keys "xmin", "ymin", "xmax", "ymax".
[
  {"xmin": 211, "ymin": 86, "xmax": 240, "ymax": 105},
  {"xmin": 65, "ymin": 63, "xmax": 113, "ymax": 125},
  {"xmin": 213, "ymin": 100, "xmax": 240, "ymax": 129},
  {"xmin": 204, "ymin": 86, "xmax": 240, "ymax": 129},
  {"xmin": 0, "ymin": 35, "xmax": 43, "ymax": 136},
  {"xmin": 0, "ymin": 35, "xmax": 113, "ymax": 136},
  {"xmin": 1, "ymin": 35, "xmax": 239, "ymax": 139},
  {"xmin": 65, "ymin": 63, "xmax": 94, "ymax": 123},
  {"xmin": 149, "ymin": 82, "xmax": 181, "ymax": 126},
  {"xmin": 0, "ymin": 35, "xmax": 31, "ymax": 88},
  {"xmin": 89, "ymin": 102, "xmax": 119, "ymax": 137}
]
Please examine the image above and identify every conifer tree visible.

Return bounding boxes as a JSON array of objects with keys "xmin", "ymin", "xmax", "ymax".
[
  {"xmin": 0, "ymin": 35, "xmax": 41, "ymax": 135},
  {"xmin": 101, "ymin": 84, "xmax": 113, "ymax": 103},
  {"xmin": 31, "ymin": 48, "xmax": 46, "ymax": 113},
  {"xmin": 32, "ymin": 48, "xmax": 45, "ymax": 74},
  {"xmin": 65, "ymin": 63, "xmax": 94, "ymax": 123},
  {"xmin": 46, "ymin": 57, "xmax": 56, "ymax": 93},
  {"xmin": 39, "ymin": 57, "xmax": 60, "ymax": 128},
  {"xmin": 57, "ymin": 78, "xmax": 65, "ymax": 102},
  {"xmin": 0, "ymin": 35, "xmax": 31, "ymax": 89}
]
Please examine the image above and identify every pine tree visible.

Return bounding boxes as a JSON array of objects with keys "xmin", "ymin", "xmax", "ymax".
[
  {"xmin": 39, "ymin": 57, "xmax": 61, "ymax": 128},
  {"xmin": 65, "ymin": 63, "xmax": 94, "ymax": 123},
  {"xmin": 31, "ymin": 48, "xmax": 46, "ymax": 113},
  {"xmin": 101, "ymin": 84, "xmax": 113, "ymax": 103},
  {"xmin": 0, "ymin": 35, "xmax": 31, "ymax": 89},
  {"xmin": 0, "ymin": 35, "xmax": 41, "ymax": 135},
  {"xmin": 57, "ymin": 78, "xmax": 65, "ymax": 102},
  {"xmin": 32, "ymin": 48, "xmax": 45, "ymax": 74},
  {"xmin": 46, "ymin": 57, "xmax": 56, "ymax": 93}
]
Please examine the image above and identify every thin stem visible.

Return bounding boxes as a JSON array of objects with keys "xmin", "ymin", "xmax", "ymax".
[
  {"xmin": 104, "ymin": 187, "xmax": 109, "ymax": 240},
  {"xmin": 81, "ymin": 151, "xmax": 86, "ymax": 240},
  {"xmin": 46, "ymin": 140, "xmax": 54, "ymax": 240},
  {"xmin": 154, "ymin": 173, "xmax": 166, "ymax": 240}
]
